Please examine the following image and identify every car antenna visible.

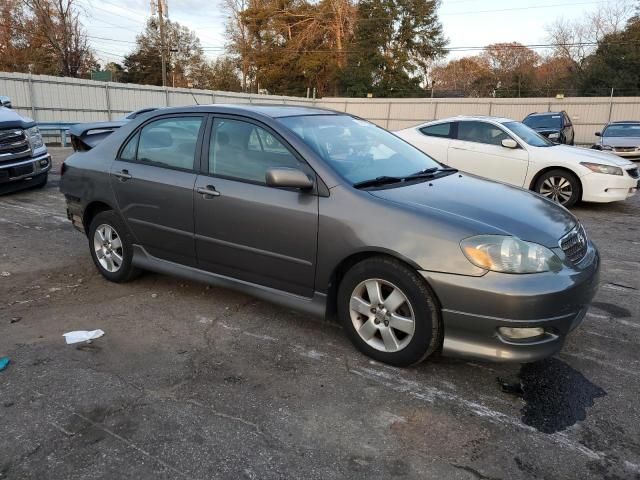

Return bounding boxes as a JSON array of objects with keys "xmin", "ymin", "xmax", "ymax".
[{"xmin": 190, "ymin": 88, "xmax": 200, "ymax": 106}]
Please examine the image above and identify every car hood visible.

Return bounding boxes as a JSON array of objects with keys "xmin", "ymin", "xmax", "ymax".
[
  {"xmin": 545, "ymin": 145, "xmax": 636, "ymax": 167},
  {"xmin": 369, "ymin": 174, "xmax": 576, "ymax": 247},
  {"xmin": 601, "ymin": 136, "xmax": 640, "ymax": 148},
  {"xmin": 0, "ymin": 107, "xmax": 35, "ymax": 129}
]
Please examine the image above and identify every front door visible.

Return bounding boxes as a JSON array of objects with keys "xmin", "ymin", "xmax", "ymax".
[
  {"xmin": 110, "ymin": 115, "xmax": 205, "ymax": 266},
  {"xmin": 194, "ymin": 117, "xmax": 319, "ymax": 297},
  {"xmin": 447, "ymin": 120, "xmax": 529, "ymax": 187}
]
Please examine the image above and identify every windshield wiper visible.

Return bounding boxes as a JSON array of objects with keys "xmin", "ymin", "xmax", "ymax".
[
  {"xmin": 353, "ymin": 167, "xmax": 458, "ymax": 189},
  {"xmin": 353, "ymin": 176, "xmax": 405, "ymax": 189}
]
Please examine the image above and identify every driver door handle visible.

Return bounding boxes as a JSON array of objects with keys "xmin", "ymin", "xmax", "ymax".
[
  {"xmin": 113, "ymin": 169, "xmax": 132, "ymax": 181},
  {"xmin": 196, "ymin": 185, "xmax": 221, "ymax": 197}
]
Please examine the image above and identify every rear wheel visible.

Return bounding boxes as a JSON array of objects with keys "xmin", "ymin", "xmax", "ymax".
[
  {"xmin": 88, "ymin": 211, "xmax": 140, "ymax": 283},
  {"xmin": 534, "ymin": 169, "xmax": 581, "ymax": 207},
  {"xmin": 337, "ymin": 256, "xmax": 441, "ymax": 367}
]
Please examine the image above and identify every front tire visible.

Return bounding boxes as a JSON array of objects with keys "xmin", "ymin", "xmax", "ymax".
[
  {"xmin": 88, "ymin": 211, "xmax": 140, "ymax": 283},
  {"xmin": 534, "ymin": 169, "xmax": 581, "ymax": 207},
  {"xmin": 337, "ymin": 256, "xmax": 442, "ymax": 367}
]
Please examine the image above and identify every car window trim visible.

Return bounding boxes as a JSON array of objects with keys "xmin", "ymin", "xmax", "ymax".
[
  {"xmin": 455, "ymin": 120, "xmax": 521, "ymax": 148},
  {"xmin": 202, "ymin": 113, "xmax": 321, "ymax": 193},
  {"xmin": 116, "ymin": 113, "xmax": 206, "ymax": 173}
]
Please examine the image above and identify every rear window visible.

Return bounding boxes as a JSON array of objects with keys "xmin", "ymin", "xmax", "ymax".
[
  {"xmin": 523, "ymin": 114, "xmax": 563, "ymax": 130},
  {"xmin": 419, "ymin": 123, "xmax": 452, "ymax": 138}
]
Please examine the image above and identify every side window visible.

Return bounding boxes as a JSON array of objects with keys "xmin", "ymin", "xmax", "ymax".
[
  {"xmin": 209, "ymin": 118, "xmax": 301, "ymax": 183},
  {"xmin": 119, "ymin": 132, "xmax": 139, "ymax": 161},
  {"xmin": 419, "ymin": 123, "xmax": 452, "ymax": 138},
  {"xmin": 136, "ymin": 116, "xmax": 203, "ymax": 170},
  {"xmin": 457, "ymin": 121, "xmax": 510, "ymax": 146},
  {"xmin": 564, "ymin": 113, "xmax": 572, "ymax": 127}
]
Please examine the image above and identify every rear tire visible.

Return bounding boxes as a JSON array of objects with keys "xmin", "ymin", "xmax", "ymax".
[
  {"xmin": 337, "ymin": 256, "xmax": 442, "ymax": 367},
  {"xmin": 534, "ymin": 169, "xmax": 581, "ymax": 208},
  {"xmin": 88, "ymin": 210, "xmax": 140, "ymax": 283}
]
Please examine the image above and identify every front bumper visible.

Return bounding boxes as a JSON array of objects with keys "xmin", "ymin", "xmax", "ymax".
[
  {"xmin": 420, "ymin": 242, "xmax": 600, "ymax": 363},
  {"xmin": 0, "ymin": 152, "xmax": 51, "ymax": 186},
  {"xmin": 580, "ymin": 171, "xmax": 638, "ymax": 202}
]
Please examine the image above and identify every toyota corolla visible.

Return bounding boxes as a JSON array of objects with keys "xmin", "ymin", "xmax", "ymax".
[{"xmin": 60, "ymin": 105, "xmax": 600, "ymax": 366}]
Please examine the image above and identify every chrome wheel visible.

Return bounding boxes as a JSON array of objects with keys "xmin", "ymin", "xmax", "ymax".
[
  {"xmin": 93, "ymin": 224, "xmax": 123, "ymax": 273},
  {"xmin": 349, "ymin": 278, "xmax": 415, "ymax": 353},
  {"xmin": 539, "ymin": 176, "xmax": 572, "ymax": 204}
]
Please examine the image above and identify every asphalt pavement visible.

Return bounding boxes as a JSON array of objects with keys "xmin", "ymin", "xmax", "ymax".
[{"xmin": 1, "ymin": 148, "xmax": 639, "ymax": 479}]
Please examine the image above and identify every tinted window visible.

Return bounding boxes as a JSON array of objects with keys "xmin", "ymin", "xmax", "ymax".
[
  {"xmin": 458, "ymin": 121, "xmax": 510, "ymax": 146},
  {"xmin": 278, "ymin": 115, "xmax": 441, "ymax": 184},
  {"xmin": 209, "ymin": 118, "xmax": 301, "ymax": 183},
  {"xmin": 119, "ymin": 132, "xmax": 139, "ymax": 161},
  {"xmin": 420, "ymin": 123, "xmax": 452, "ymax": 138},
  {"xmin": 523, "ymin": 114, "xmax": 563, "ymax": 129},
  {"xmin": 136, "ymin": 117, "xmax": 203, "ymax": 170}
]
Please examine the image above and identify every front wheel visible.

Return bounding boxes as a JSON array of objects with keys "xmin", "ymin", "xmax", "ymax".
[
  {"xmin": 88, "ymin": 211, "xmax": 140, "ymax": 283},
  {"xmin": 337, "ymin": 257, "xmax": 442, "ymax": 367},
  {"xmin": 534, "ymin": 169, "xmax": 581, "ymax": 207}
]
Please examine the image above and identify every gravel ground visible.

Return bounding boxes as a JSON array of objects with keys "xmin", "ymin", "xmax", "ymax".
[{"xmin": 0, "ymin": 147, "xmax": 639, "ymax": 480}]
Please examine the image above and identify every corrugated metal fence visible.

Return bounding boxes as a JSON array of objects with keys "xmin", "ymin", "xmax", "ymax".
[{"xmin": 2, "ymin": 71, "xmax": 640, "ymax": 145}]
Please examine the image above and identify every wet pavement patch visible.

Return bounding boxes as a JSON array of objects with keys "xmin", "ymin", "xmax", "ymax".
[{"xmin": 518, "ymin": 358, "xmax": 607, "ymax": 434}]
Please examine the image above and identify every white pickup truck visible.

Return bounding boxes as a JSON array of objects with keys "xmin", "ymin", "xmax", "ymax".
[{"xmin": 0, "ymin": 97, "xmax": 51, "ymax": 194}]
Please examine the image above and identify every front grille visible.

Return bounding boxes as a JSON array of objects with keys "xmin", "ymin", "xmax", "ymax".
[
  {"xmin": 614, "ymin": 147, "xmax": 637, "ymax": 152},
  {"xmin": 0, "ymin": 129, "xmax": 31, "ymax": 162},
  {"xmin": 560, "ymin": 224, "xmax": 588, "ymax": 264},
  {"xmin": 627, "ymin": 167, "xmax": 639, "ymax": 179}
]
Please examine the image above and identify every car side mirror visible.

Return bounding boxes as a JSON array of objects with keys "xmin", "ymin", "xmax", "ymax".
[
  {"xmin": 501, "ymin": 139, "xmax": 518, "ymax": 149},
  {"xmin": 0, "ymin": 97, "xmax": 11, "ymax": 108},
  {"xmin": 266, "ymin": 167, "xmax": 313, "ymax": 190},
  {"xmin": 595, "ymin": 131, "xmax": 601, "ymax": 137}
]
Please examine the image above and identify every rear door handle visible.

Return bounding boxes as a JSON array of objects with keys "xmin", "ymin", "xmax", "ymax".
[
  {"xmin": 196, "ymin": 185, "xmax": 220, "ymax": 197},
  {"xmin": 114, "ymin": 169, "xmax": 132, "ymax": 181}
]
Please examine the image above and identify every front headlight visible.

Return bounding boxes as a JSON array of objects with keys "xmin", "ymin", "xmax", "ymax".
[
  {"xmin": 460, "ymin": 235, "xmax": 561, "ymax": 273},
  {"xmin": 26, "ymin": 126, "xmax": 44, "ymax": 150},
  {"xmin": 580, "ymin": 162, "xmax": 622, "ymax": 175},
  {"xmin": 548, "ymin": 132, "xmax": 560, "ymax": 140}
]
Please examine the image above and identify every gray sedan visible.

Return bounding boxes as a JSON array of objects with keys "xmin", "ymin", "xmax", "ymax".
[
  {"xmin": 60, "ymin": 105, "xmax": 600, "ymax": 366},
  {"xmin": 594, "ymin": 121, "xmax": 640, "ymax": 160}
]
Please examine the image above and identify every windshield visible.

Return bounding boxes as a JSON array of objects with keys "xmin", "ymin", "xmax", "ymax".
[
  {"xmin": 603, "ymin": 124, "xmax": 640, "ymax": 138},
  {"xmin": 503, "ymin": 121, "xmax": 555, "ymax": 147},
  {"xmin": 278, "ymin": 115, "xmax": 441, "ymax": 184},
  {"xmin": 523, "ymin": 114, "xmax": 562, "ymax": 130}
]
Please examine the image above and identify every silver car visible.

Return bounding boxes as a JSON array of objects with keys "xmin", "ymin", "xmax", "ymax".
[
  {"xmin": 594, "ymin": 121, "xmax": 640, "ymax": 160},
  {"xmin": 60, "ymin": 105, "xmax": 600, "ymax": 367}
]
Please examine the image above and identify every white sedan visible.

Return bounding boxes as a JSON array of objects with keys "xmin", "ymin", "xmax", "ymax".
[{"xmin": 395, "ymin": 116, "xmax": 639, "ymax": 207}]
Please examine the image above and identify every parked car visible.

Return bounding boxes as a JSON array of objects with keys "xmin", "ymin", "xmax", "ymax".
[
  {"xmin": 592, "ymin": 121, "xmax": 640, "ymax": 161},
  {"xmin": 60, "ymin": 105, "xmax": 600, "ymax": 367},
  {"xmin": 523, "ymin": 111, "xmax": 575, "ymax": 145},
  {"xmin": 396, "ymin": 116, "xmax": 638, "ymax": 207},
  {"xmin": 1, "ymin": 98, "xmax": 51, "ymax": 193}
]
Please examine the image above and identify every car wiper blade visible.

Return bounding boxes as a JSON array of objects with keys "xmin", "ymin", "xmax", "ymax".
[
  {"xmin": 406, "ymin": 167, "xmax": 458, "ymax": 179},
  {"xmin": 353, "ymin": 176, "xmax": 405, "ymax": 189}
]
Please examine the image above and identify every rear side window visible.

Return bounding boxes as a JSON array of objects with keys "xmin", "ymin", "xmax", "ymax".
[
  {"xmin": 119, "ymin": 132, "xmax": 139, "ymax": 161},
  {"xmin": 134, "ymin": 116, "xmax": 203, "ymax": 170},
  {"xmin": 420, "ymin": 123, "xmax": 452, "ymax": 138},
  {"xmin": 458, "ymin": 121, "xmax": 510, "ymax": 146},
  {"xmin": 209, "ymin": 118, "xmax": 301, "ymax": 183}
]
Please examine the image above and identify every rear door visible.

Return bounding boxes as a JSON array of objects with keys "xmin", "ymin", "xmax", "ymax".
[
  {"xmin": 193, "ymin": 116, "xmax": 319, "ymax": 297},
  {"xmin": 110, "ymin": 115, "xmax": 204, "ymax": 266},
  {"xmin": 446, "ymin": 120, "xmax": 529, "ymax": 186}
]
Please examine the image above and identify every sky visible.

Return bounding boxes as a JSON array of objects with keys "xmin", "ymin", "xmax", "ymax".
[{"xmin": 79, "ymin": 0, "xmax": 625, "ymax": 66}]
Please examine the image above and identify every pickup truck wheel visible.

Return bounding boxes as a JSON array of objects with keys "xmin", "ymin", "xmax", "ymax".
[
  {"xmin": 88, "ymin": 211, "xmax": 140, "ymax": 283},
  {"xmin": 337, "ymin": 256, "xmax": 442, "ymax": 367}
]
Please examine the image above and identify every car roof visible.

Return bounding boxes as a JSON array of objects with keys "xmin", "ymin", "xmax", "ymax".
[
  {"xmin": 427, "ymin": 115, "xmax": 514, "ymax": 124},
  {"xmin": 149, "ymin": 104, "xmax": 341, "ymax": 119},
  {"xmin": 525, "ymin": 111, "xmax": 565, "ymax": 117},
  {"xmin": 608, "ymin": 120, "xmax": 640, "ymax": 125}
]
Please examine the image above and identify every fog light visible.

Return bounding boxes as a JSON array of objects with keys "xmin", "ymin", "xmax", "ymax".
[
  {"xmin": 39, "ymin": 158, "xmax": 49, "ymax": 167},
  {"xmin": 498, "ymin": 327, "xmax": 545, "ymax": 340}
]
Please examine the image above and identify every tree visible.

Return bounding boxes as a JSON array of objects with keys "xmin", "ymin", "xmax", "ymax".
[
  {"xmin": 431, "ymin": 56, "xmax": 492, "ymax": 97},
  {"xmin": 482, "ymin": 43, "xmax": 540, "ymax": 97},
  {"xmin": 124, "ymin": 18, "xmax": 207, "ymax": 88},
  {"xmin": 200, "ymin": 57, "xmax": 243, "ymax": 91},
  {"xmin": 23, "ymin": 0, "xmax": 96, "ymax": 77}
]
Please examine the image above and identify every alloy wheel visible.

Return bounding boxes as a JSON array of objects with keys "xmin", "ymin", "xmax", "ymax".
[
  {"xmin": 349, "ymin": 278, "xmax": 415, "ymax": 353},
  {"xmin": 93, "ymin": 223, "xmax": 123, "ymax": 273},
  {"xmin": 539, "ymin": 176, "xmax": 573, "ymax": 204}
]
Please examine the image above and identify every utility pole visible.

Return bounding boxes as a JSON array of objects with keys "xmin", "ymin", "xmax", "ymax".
[{"xmin": 151, "ymin": 0, "xmax": 168, "ymax": 87}]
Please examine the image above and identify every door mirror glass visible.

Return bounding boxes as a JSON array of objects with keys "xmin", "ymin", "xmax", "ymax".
[
  {"xmin": 595, "ymin": 131, "xmax": 601, "ymax": 137},
  {"xmin": 501, "ymin": 138, "xmax": 518, "ymax": 149},
  {"xmin": 0, "ymin": 96, "xmax": 11, "ymax": 108},
  {"xmin": 266, "ymin": 167, "xmax": 313, "ymax": 189}
]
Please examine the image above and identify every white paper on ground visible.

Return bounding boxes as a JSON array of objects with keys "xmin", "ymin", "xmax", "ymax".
[{"xmin": 63, "ymin": 329, "xmax": 105, "ymax": 344}]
